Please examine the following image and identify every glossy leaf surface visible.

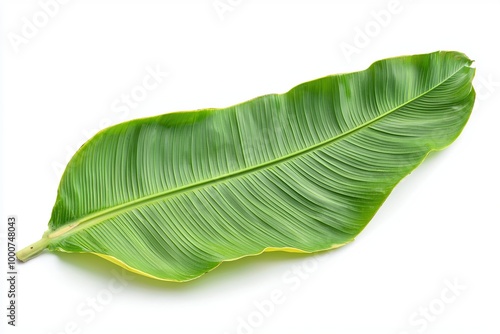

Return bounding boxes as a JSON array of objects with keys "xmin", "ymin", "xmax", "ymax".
[{"xmin": 18, "ymin": 51, "xmax": 475, "ymax": 282}]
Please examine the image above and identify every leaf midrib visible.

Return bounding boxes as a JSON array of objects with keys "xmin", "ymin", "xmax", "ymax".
[{"xmin": 48, "ymin": 65, "xmax": 467, "ymax": 240}]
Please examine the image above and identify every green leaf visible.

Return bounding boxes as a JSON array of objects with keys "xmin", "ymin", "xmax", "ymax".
[{"xmin": 17, "ymin": 51, "xmax": 475, "ymax": 282}]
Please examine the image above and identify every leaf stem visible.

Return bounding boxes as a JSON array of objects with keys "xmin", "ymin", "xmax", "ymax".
[{"xmin": 16, "ymin": 237, "xmax": 50, "ymax": 262}]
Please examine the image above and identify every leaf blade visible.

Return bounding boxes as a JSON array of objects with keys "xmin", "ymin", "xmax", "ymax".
[{"xmin": 18, "ymin": 51, "xmax": 475, "ymax": 281}]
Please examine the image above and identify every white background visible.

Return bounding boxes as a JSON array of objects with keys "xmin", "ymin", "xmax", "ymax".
[{"xmin": 1, "ymin": 0, "xmax": 499, "ymax": 333}]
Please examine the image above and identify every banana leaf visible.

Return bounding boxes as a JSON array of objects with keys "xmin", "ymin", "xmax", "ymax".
[{"xmin": 17, "ymin": 51, "xmax": 475, "ymax": 282}]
